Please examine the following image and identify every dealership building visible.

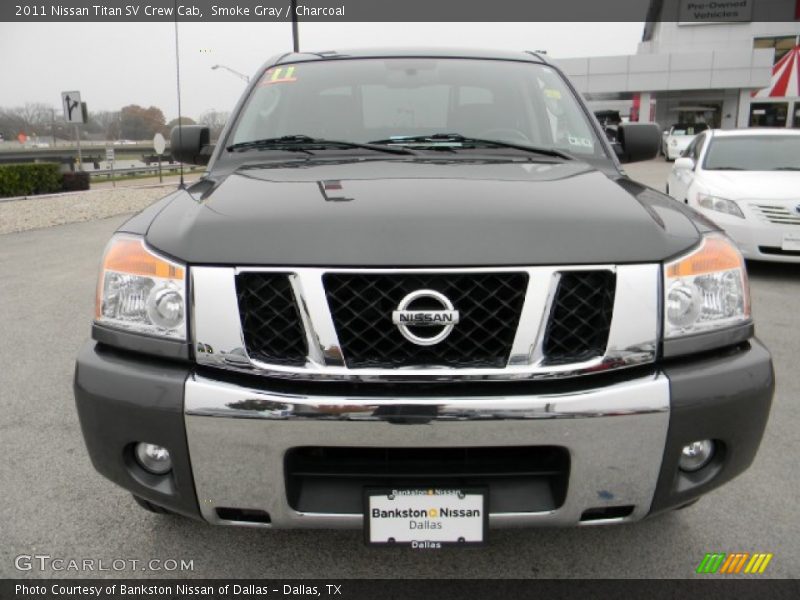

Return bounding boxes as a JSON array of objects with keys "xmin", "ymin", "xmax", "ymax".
[{"xmin": 556, "ymin": 0, "xmax": 800, "ymax": 129}]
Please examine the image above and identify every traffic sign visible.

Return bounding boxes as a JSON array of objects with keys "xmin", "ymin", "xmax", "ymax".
[
  {"xmin": 153, "ymin": 133, "xmax": 167, "ymax": 183},
  {"xmin": 61, "ymin": 91, "xmax": 85, "ymax": 124},
  {"xmin": 105, "ymin": 148, "xmax": 115, "ymax": 162},
  {"xmin": 153, "ymin": 133, "xmax": 166, "ymax": 155}
]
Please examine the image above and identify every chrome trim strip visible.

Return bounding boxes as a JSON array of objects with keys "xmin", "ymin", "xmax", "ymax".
[
  {"xmin": 525, "ymin": 270, "xmax": 562, "ymax": 366},
  {"xmin": 190, "ymin": 268, "xmax": 251, "ymax": 367},
  {"xmin": 508, "ymin": 269, "xmax": 561, "ymax": 366},
  {"xmin": 605, "ymin": 264, "xmax": 660, "ymax": 364},
  {"xmin": 191, "ymin": 265, "xmax": 660, "ymax": 381},
  {"xmin": 577, "ymin": 517, "xmax": 633, "ymax": 527},
  {"xmin": 184, "ymin": 371, "xmax": 670, "ymax": 527},
  {"xmin": 185, "ymin": 371, "xmax": 667, "ymax": 421},
  {"xmin": 293, "ymin": 270, "xmax": 346, "ymax": 366}
]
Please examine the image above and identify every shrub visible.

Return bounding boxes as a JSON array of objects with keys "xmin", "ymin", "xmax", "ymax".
[
  {"xmin": 61, "ymin": 171, "xmax": 90, "ymax": 192},
  {"xmin": 0, "ymin": 163, "xmax": 63, "ymax": 198}
]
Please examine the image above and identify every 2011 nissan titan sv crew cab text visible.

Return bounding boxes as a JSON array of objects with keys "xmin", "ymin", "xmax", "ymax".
[{"xmin": 74, "ymin": 49, "xmax": 774, "ymax": 546}]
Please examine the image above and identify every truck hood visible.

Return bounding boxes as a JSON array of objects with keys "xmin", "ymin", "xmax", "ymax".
[{"xmin": 145, "ymin": 159, "xmax": 703, "ymax": 266}]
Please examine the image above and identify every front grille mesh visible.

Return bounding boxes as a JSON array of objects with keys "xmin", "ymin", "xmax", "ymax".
[
  {"xmin": 236, "ymin": 273, "xmax": 307, "ymax": 366},
  {"xmin": 234, "ymin": 269, "xmax": 618, "ymax": 371},
  {"xmin": 323, "ymin": 272, "xmax": 528, "ymax": 368},
  {"xmin": 543, "ymin": 271, "xmax": 616, "ymax": 364}
]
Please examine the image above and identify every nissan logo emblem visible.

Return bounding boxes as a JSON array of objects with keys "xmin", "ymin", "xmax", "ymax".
[{"xmin": 391, "ymin": 289, "xmax": 460, "ymax": 346}]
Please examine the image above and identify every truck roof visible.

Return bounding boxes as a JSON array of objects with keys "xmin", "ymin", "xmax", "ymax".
[{"xmin": 272, "ymin": 47, "xmax": 548, "ymax": 65}]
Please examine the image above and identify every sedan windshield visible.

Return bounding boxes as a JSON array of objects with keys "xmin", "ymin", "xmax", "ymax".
[
  {"xmin": 703, "ymin": 135, "xmax": 800, "ymax": 171},
  {"xmin": 228, "ymin": 58, "xmax": 607, "ymax": 159}
]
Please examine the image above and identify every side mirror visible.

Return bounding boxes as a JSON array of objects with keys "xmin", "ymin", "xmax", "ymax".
[
  {"xmin": 674, "ymin": 157, "xmax": 695, "ymax": 171},
  {"xmin": 613, "ymin": 123, "xmax": 661, "ymax": 163},
  {"xmin": 603, "ymin": 125, "xmax": 619, "ymax": 143},
  {"xmin": 170, "ymin": 126, "xmax": 213, "ymax": 165}
]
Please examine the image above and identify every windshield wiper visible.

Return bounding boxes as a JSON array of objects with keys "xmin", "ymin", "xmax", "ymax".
[
  {"xmin": 710, "ymin": 166, "xmax": 745, "ymax": 171},
  {"xmin": 368, "ymin": 133, "xmax": 574, "ymax": 160},
  {"xmin": 227, "ymin": 135, "xmax": 416, "ymax": 155},
  {"xmin": 772, "ymin": 166, "xmax": 800, "ymax": 171}
]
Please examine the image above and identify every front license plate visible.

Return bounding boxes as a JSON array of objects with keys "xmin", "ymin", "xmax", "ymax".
[
  {"xmin": 365, "ymin": 487, "xmax": 487, "ymax": 547},
  {"xmin": 782, "ymin": 232, "xmax": 800, "ymax": 252}
]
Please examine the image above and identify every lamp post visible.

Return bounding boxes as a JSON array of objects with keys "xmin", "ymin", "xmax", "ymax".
[
  {"xmin": 211, "ymin": 64, "xmax": 250, "ymax": 83},
  {"xmin": 291, "ymin": 0, "xmax": 299, "ymax": 52}
]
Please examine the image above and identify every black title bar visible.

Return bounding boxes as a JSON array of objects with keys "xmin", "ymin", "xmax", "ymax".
[
  {"xmin": 2, "ymin": 0, "xmax": 799, "ymax": 22},
  {"xmin": 2, "ymin": 579, "xmax": 800, "ymax": 600}
]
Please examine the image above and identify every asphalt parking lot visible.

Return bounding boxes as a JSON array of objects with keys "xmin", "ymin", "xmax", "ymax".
[{"xmin": 1, "ymin": 159, "xmax": 798, "ymax": 579}]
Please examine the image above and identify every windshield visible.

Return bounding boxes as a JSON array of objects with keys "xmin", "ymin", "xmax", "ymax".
[
  {"xmin": 703, "ymin": 135, "xmax": 800, "ymax": 171},
  {"xmin": 670, "ymin": 124, "xmax": 707, "ymax": 136},
  {"xmin": 228, "ymin": 58, "xmax": 607, "ymax": 159}
]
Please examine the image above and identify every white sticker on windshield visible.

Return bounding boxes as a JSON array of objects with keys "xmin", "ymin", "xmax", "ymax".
[{"xmin": 567, "ymin": 135, "xmax": 593, "ymax": 148}]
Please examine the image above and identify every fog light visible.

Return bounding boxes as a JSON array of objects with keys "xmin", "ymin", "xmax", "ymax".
[
  {"xmin": 134, "ymin": 443, "xmax": 172, "ymax": 475},
  {"xmin": 679, "ymin": 440, "xmax": 714, "ymax": 472}
]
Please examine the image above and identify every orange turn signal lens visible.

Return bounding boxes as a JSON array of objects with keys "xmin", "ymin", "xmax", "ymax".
[
  {"xmin": 666, "ymin": 235, "xmax": 744, "ymax": 278},
  {"xmin": 101, "ymin": 237, "xmax": 184, "ymax": 280}
]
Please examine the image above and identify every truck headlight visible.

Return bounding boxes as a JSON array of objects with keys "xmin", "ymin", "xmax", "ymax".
[
  {"xmin": 95, "ymin": 235, "xmax": 186, "ymax": 340},
  {"xmin": 664, "ymin": 234, "xmax": 750, "ymax": 338},
  {"xmin": 696, "ymin": 193, "xmax": 744, "ymax": 218}
]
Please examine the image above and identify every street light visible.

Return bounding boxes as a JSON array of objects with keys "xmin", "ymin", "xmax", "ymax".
[{"xmin": 211, "ymin": 64, "xmax": 250, "ymax": 83}]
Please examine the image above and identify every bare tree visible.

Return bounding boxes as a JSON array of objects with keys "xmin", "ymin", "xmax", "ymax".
[
  {"xmin": 0, "ymin": 103, "xmax": 57, "ymax": 139},
  {"xmin": 19, "ymin": 103, "xmax": 54, "ymax": 131},
  {"xmin": 90, "ymin": 110, "xmax": 122, "ymax": 140},
  {"xmin": 119, "ymin": 105, "xmax": 166, "ymax": 140},
  {"xmin": 0, "ymin": 107, "xmax": 25, "ymax": 140},
  {"xmin": 166, "ymin": 116, "xmax": 196, "ymax": 128}
]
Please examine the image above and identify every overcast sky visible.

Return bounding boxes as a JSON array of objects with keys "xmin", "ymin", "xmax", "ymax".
[{"xmin": 0, "ymin": 22, "xmax": 643, "ymax": 120}]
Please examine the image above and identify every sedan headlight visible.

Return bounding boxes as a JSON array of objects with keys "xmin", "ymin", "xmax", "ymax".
[
  {"xmin": 696, "ymin": 193, "xmax": 744, "ymax": 218},
  {"xmin": 95, "ymin": 235, "xmax": 186, "ymax": 340},
  {"xmin": 664, "ymin": 233, "xmax": 750, "ymax": 338}
]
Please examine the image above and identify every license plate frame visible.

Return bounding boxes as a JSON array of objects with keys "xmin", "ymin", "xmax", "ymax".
[{"xmin": 364, "ymin": 486, "xmax": 488, "ymax": 547}]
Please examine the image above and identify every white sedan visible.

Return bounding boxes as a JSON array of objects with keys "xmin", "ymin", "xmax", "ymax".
[
  {"xmin": 662, "ymin": 123, "xmax": 708, "ymax": 160},
  {"xmin": 667, "ymin": 128, "xmax": 800, "ymax": 263}
]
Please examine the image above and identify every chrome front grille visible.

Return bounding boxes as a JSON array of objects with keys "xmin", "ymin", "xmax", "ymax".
[
  {"xmin": 190, "ymin": 265, "xmax": 660, "ymax": 381},
  {"xmin": 750, "ymin": 203, "xmax": 800, "ymax": 226},
  {"xmin": 323, "ymin": 272, "xmax": 528, "ymax": 368}
]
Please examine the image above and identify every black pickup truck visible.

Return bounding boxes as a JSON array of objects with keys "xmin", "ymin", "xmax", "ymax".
[{"xmin": 74, "ymin": 48, "xmax": 773, "ymax": 546}]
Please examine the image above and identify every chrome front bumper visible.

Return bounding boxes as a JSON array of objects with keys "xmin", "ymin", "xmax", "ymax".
[{"xmin": 184, "ymin": 371, "xmax": 671, "ymax": 528}]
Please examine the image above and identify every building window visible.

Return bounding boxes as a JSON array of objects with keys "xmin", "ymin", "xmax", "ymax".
[
  {"xmin": 754, "ymin": 36, "xmax": 799, "ymax": 63},
  {"xmin": 750, "ymin": 102, "xmax": 788, "ymax": 127}
]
